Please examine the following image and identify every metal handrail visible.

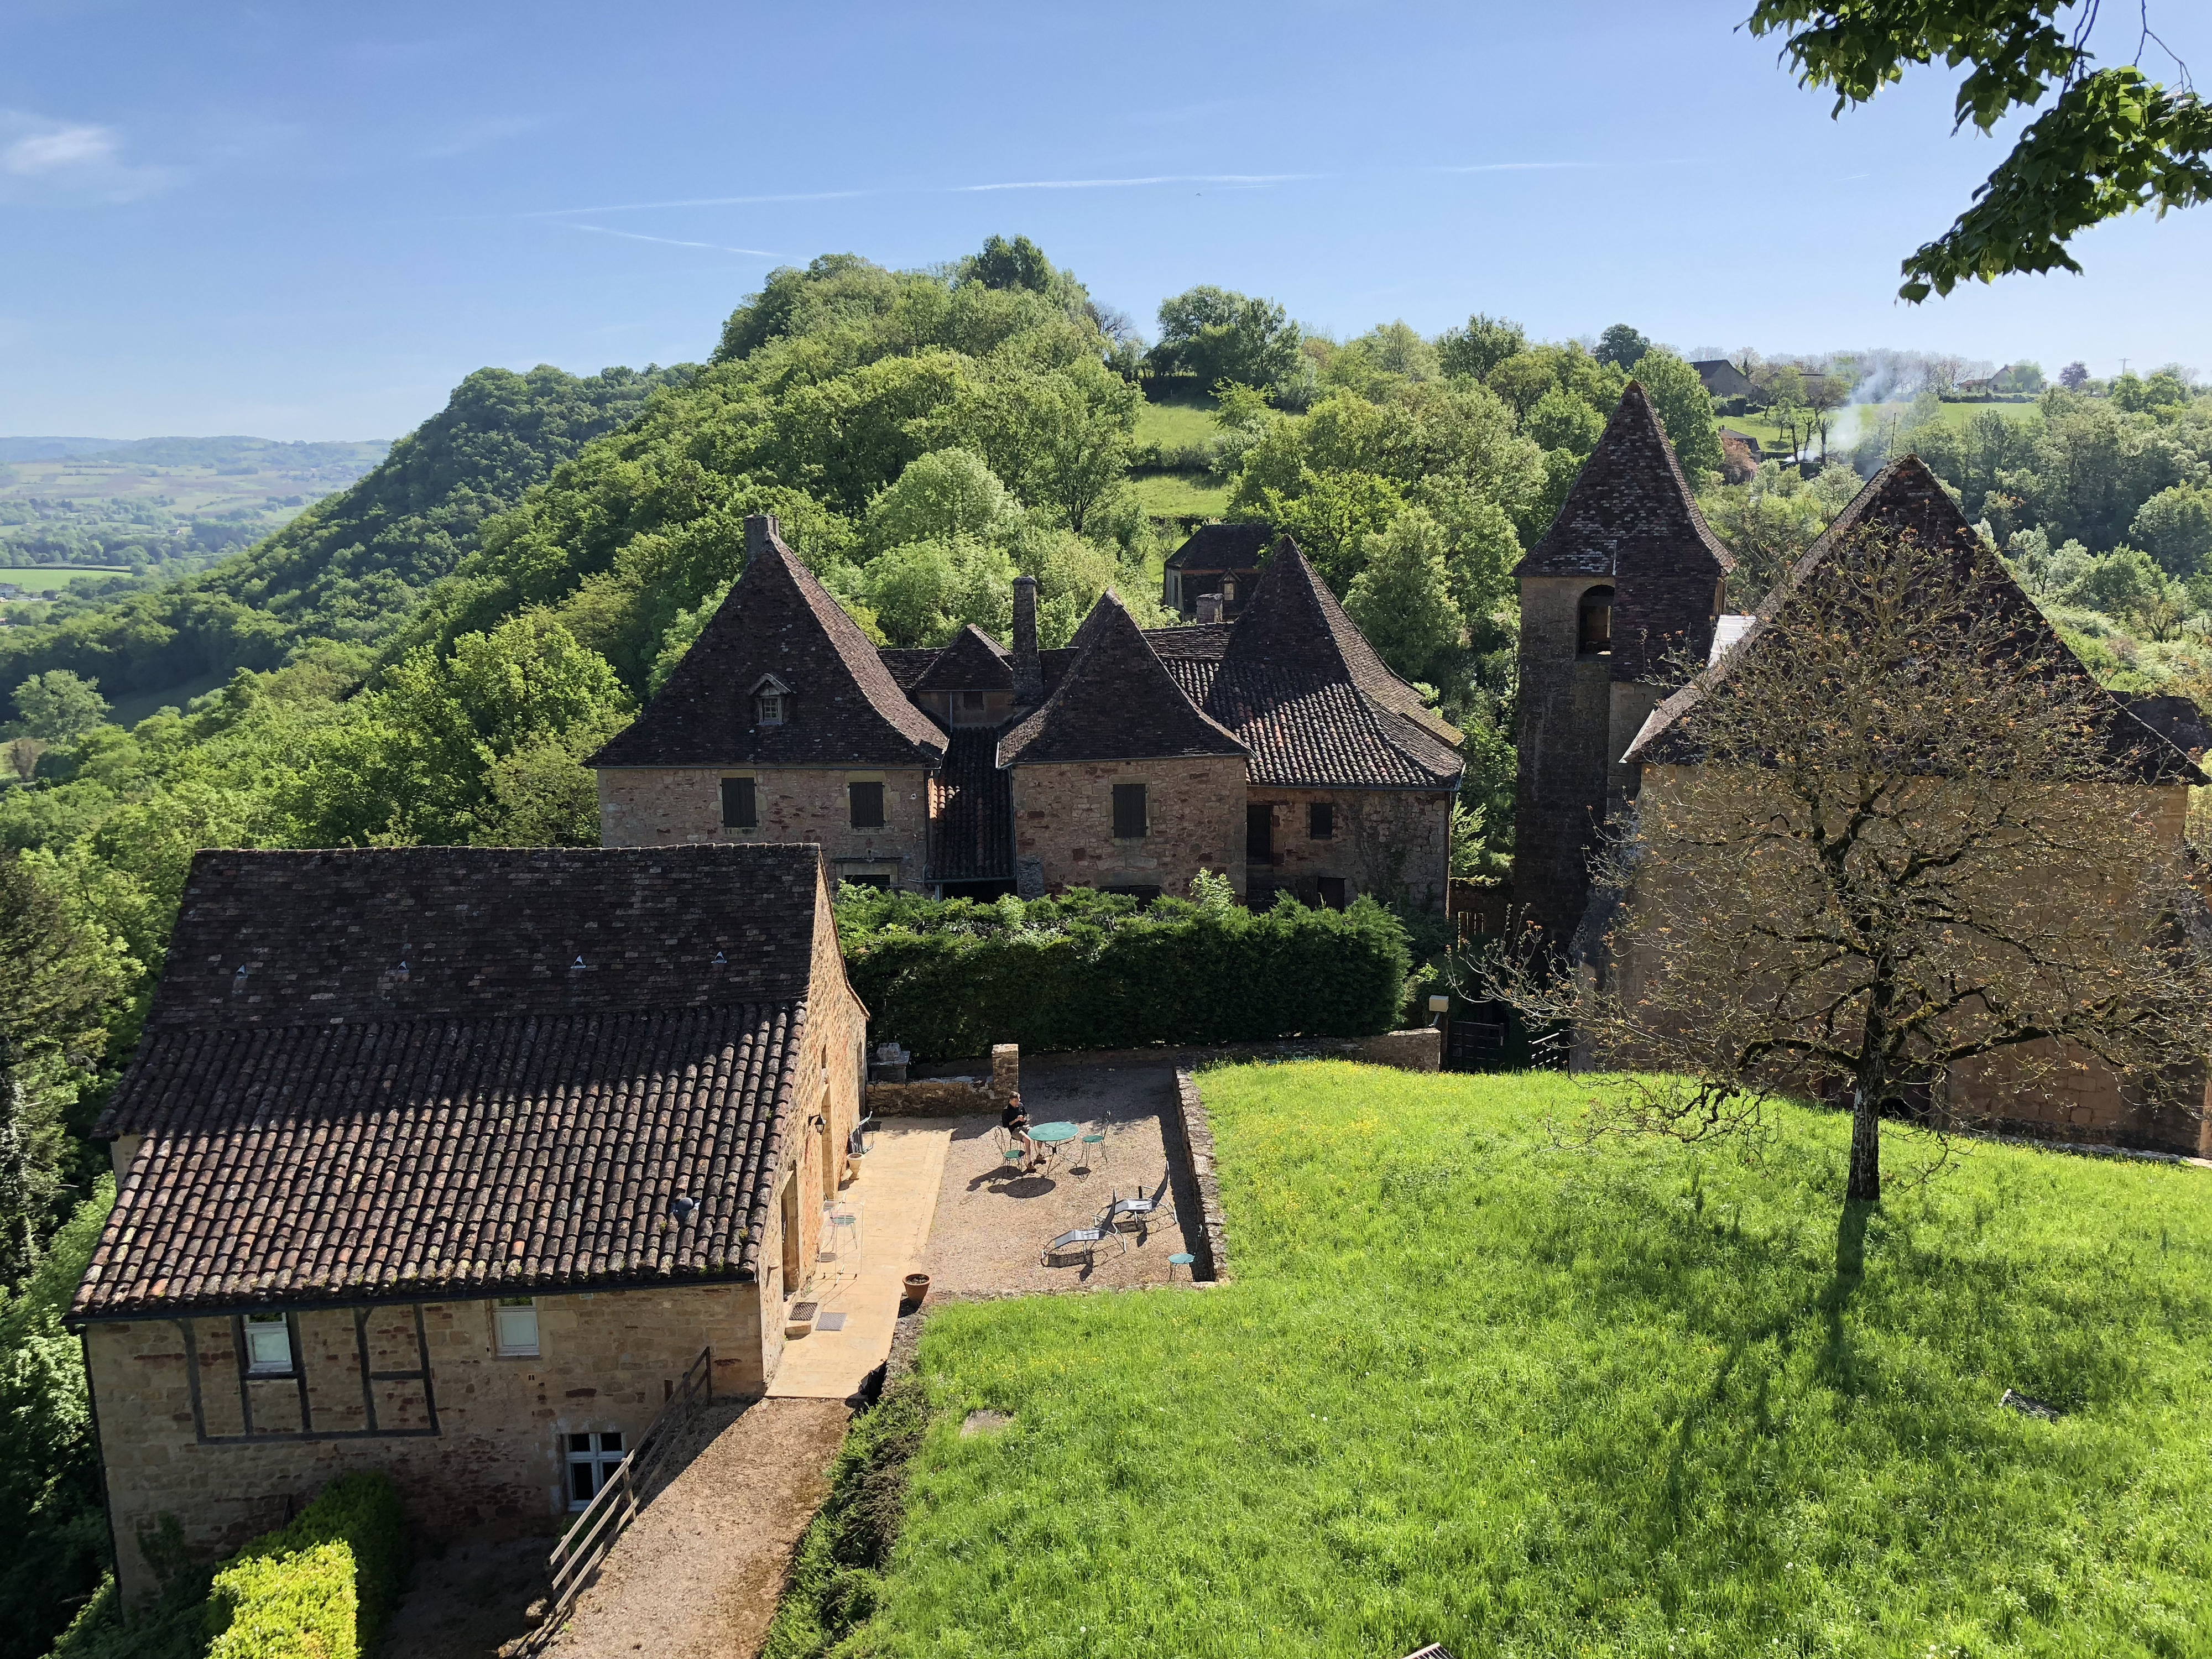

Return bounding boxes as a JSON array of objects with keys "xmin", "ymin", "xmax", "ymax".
[{"xmin": 527, "ymin": 1345, "xmax": 712, "ymax": 1651}]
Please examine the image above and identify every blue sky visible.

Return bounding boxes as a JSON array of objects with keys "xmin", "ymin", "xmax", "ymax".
[{"xmin": 3, "ymin": 0, "xmax": 2209, "ymax": 440}]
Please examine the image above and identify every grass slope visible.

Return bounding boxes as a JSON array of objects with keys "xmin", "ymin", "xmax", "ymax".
[{"xmin": 850, "ymin": 1064, "xmax": 2211, "ymax": 1658}]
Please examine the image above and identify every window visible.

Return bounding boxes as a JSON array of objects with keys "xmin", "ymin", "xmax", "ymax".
[
  {"xmin": 494, "ymin": 1296, "xmax": 540, "ymax": 1357},
  {"xmin": 848, "ymin": 781, "xmax": 885, "ymax": 828},
  {"xmin": 1308, "ymin": 802, "xmax": 1334, "ymax": 840},
  {"xmin": 1246, "ymin": 803, "xmax": 1273, "ymax": 863},
  {"xmin": 1578, "ymin": 586, "xmax": 1614, "ymax": 656},
  {"xmin": 1112, "ymin": 782, "xmax": 1148, "ymax": 839},
  {"xmin": 1316, "ymin": 876, "xmax": 1348, "ymax": 911},
  {"xmin": 243, "ymin": 1312, "xmax": 293, "ymax": 1374},
  {"xmin": 720, "ymin": 776, "xmax": 757, "ymax": 830},
  {"xmin": 1221, "ymin": 577, "xmax": 1237, "ymax": 603},
  {"xmin": 566, "ymin": 1431, "xmax": 626, "ymax": 1509},
  {"xmin": 952, "ymin": 689, "xmax": 990, "ymax": 723},
  {"xmin": 752, "ymin": 674, "xmax": 792, "ymax": 727}
]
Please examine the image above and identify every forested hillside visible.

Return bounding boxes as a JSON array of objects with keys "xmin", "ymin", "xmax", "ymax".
[{"xmin": 0, "ymin": 366, "xmax": 677, "ymax": 718}]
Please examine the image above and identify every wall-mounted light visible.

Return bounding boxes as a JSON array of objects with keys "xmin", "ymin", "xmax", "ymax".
[{"xmin": 1427, "ymin": 994, "xmax": 1450, "ymax": 1030}]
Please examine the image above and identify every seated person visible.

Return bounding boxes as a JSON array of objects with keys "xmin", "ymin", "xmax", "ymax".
[{"xmin": 1002, "ymin": 1092, "xmax": 1042, "ymax": 1173}]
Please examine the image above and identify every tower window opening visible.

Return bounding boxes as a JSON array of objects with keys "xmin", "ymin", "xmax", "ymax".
[{"xmin": 1578, "ymin": 587, "xmax": 1614, "ymax": 656}]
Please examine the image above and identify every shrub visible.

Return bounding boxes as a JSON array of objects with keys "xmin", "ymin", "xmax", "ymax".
[
  {"xmin": 204, "ymin": 1472, "xmax": 407, "ymax": 1659},
  {"xmin": 836, "ymin": 884, "xmax": 1411, "ymax": 1059}
]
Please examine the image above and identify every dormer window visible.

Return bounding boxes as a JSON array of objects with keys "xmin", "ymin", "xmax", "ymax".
[
  {"xmin": 750, "ymin": 673, "xmax": 792, "ymax": 727},
  {"xmin": 1578, "ymin": 587, "xmax": 1614, "ymax": 656}
]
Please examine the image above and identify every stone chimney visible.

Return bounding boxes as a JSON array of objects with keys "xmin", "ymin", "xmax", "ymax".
[
  {"xmin": 1194, "ymin": 591, "xmax": 1225, "ymax": 624},
  {"xmin": 1011, "ymin": 575, "xmax": 1043, "ymax": 703},
  {"xmin": 744, "ymin": 512, "xmax": 782, "ymax": 563}
]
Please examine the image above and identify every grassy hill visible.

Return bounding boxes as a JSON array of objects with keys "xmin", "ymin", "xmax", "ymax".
[{"xmin": 773, "ymin": 1063, "xmax": 2212, "ymax": 1658}]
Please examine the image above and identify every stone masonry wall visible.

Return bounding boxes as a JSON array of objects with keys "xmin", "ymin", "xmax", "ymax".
[
  {"xmin": 86, "ymin": 1280, "xmax": 766, "ymax": 1603},
  {"xmin": 1514, "ymin": 575, "xmax": 1616, "ymax": 947},
  {"xmin": 596, "ymin": 766, "xmax": 932, "ymax": 889},
  {"xmin": 1246, "ymin": 787, "xmax": 1453, "ymax": 911},
  {"xmin": 1010, "ymin": 757, "xmax": 1248, "ymax": 897}
]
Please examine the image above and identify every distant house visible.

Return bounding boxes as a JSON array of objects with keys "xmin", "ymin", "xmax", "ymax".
[
  {"xmin": 71, "ymin": 844, "xmax": 869, "ymax": 1601},
  {"xmin": 1957, "ymin": 377, "xmax": 1996, "ymax": 397},
  {"xmin": 0, "ymin": 584, "xmax": 19, "ymax": 599},
  {"xmin": 1162, "ymin": 521, "xmax": 1273, "ymax": 620},
  {"xmin": 1690, "ymin": 359, "xmax": 1763, "ymax": 405}
]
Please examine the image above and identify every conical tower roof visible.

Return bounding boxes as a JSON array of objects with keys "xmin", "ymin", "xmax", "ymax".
[
  {"xmin": 1519, "ymin": 380, "xmax": 1733, "ymax": 579},
  {"xmin": 997, "ymin": 591, "xmax": 1247, "ymax": 766},
  {"xmin": 591, "ymin": 515, "xmax": 946, "ymax": 768},
  {"xmin": 1626, "ymin": 456, "xmax": 2205, "ymax": 784},
  {"xmin": 1200, "ymin": 536, "xmax": 1463, "ymax": 787}
]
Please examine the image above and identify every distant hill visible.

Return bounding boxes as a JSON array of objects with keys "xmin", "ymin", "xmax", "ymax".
[
  {"xmin": 0, "ymin": 364, "xmax": 685, "ymax": 715},
  {"xmin": 0, "ymin": 437, "xmax": 131, "ymax": 463}
]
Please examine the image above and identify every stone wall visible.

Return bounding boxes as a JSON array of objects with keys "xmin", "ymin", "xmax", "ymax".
[
  {"xmin": 1168, "ymin": 1071, "xmax": 1229, "ymax": 1282},
  {"xmin": 1246, "ymin": 786, "xmax": 1453, "ymax": 911},
  {"xmin": 1356, "ymin": 1029, "xmax": 1442, "ymax": 1072},
  {"xmin": 85, "ymin": 1280, "xmax": 767, "ymax": 1603},
  {"xmin": 1009, "ymin": 757, "xmax": 1247, "ymax": 898},
  {"xmin": 596, "ymin": 765, "xmax": 932, "ymax": 890},
  {"xmin": 1514, "ymin": 574, "xmax": 1616, "ymax": 948}
]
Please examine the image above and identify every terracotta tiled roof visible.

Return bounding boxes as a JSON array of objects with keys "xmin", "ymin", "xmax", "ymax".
[
  {"xmin": 591, "ymin": 514, "xmax": 945, "ymax": 769},
  {"xmin": 73, "ymin": 846, "xmax": 836, "ymax": 1320},
  {"xmin": 1202, "ymin": 538, "xmax": 1462, "ymax": 788},
  {"xmin": 1164, "ymin": 521, "xmax": 1274, "ymax": 571},
  {"xmin": 1626, "ymin": 457, "xmax": 2210, "ymax": 787},
  {"xmin": 998, "ymin": 592, "xmax": 1248, "ymax": 766},
  {"xmin": 931, "ymin": 728, "xmax": 1014, "ymax": 881},
  {"xmin": 1518, "ymin": 382, "xmax": 1734, "ymax": 579}
]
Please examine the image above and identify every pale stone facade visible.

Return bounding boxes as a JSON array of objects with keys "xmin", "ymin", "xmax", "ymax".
[
  {"xmin": 596, "ymin": 765, "xmax": 932, "ymax": 889},
  {"xmin": 1010, "ymin": 757, "xmax": 1248, "ymax": 898}
]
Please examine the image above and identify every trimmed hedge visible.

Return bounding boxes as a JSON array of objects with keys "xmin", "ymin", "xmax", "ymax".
[
  {"xmin": 204, "ymin": 1473, "xmax": 406, "ymax": 1659},
  {"xmin": 836, "ymin": 884, "xmax": 1411, "ymax": 1060}
]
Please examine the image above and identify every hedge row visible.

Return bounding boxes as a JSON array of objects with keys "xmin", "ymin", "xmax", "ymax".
[
  {"xmin": 836, "ymin": 884, "xmax": 1411, "ymax": 1060},
  {"xmin": 204, "ymin": 1473, "xmax": 407, "ymax": 1659}
]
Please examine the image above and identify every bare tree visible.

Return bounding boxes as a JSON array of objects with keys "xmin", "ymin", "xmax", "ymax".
[{"xmin": 1483, "ymin": 468, "xmax": 2212, "ymax": 1207}]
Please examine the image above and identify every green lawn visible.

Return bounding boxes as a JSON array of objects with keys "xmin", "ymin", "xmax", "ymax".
[
  {"xmin": 0, "ymin": 564, "xmax": 129, "ymax": 592},
  {"xmin": 1135, "ymin": 391, "xmax": 1221, "ymax": 459},
  {"xmin": 801, "ymin": 1063, "xmax": 2212, "ymax": 1658},
  {"xmin": 1721, "ymin": 400, "xmax": 2038, "ymax": 455},
  {"xmin": 1129, "ymin": 470, "xmax": 1231, "ymax": 519}
]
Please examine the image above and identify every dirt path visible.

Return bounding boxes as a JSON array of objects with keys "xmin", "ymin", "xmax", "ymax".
[{"xmin": 538, "ymin": 1396, "xmax": 851, "ymax": 1659}]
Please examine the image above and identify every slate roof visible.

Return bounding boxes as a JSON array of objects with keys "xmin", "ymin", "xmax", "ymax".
[
  {"xmin": 1201, "ymin": 538, "xmax": 1463, "ymax": 788},
  {"xmin": 1164, "ymin": 520, "xmax": 1275, "ymax": 571},
  {"xmin": 591, "ymin": 514, "xmax": 945, "ymax": 769},
  {"xmin": 1626, "ymin": 457, "xmax": 2210, "ymax": 787},
  {"xmin": 877, "ymin": 649, "xmax": 940, "ymax": 691},
  {"xmin": 1145, "ymin": 623, "xmax": 1234, "ymax": 705},
  {"xmin": 1692, "ymin": 359, "xmax": 1762, "ymax": 401},
  {"xmin": 912, "ymin": 624, "xmax": 1015, "ymax": 693},
  {"xmin": 74, "ymin": 845, "xmax": 837, "ymax": 1320},
  {"xmin": 998, "ymin": 592, "xmax": 1248, "ymax": 766},
  {"xmin": 1518, "ymin": 382, "xmax": 1735, "ymax": 579}
]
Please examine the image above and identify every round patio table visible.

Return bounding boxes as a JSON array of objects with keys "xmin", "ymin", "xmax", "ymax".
[{"xmin": 1027, "ymin": 1121, "xmax": 1080, "ymax": 1146}]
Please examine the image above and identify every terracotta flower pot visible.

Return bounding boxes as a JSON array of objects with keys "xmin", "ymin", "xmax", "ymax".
[{"xmin": 902, "ymin": 1272, "xmax": 931, "ymax": 1307}]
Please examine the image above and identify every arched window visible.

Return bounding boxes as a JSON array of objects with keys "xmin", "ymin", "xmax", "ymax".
[{"xmin": 1577, "ymin": 586, "xmax": 1614, "ymax": 656}]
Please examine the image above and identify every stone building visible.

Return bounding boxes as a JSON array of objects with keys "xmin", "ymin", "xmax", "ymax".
[
  {"xmin": 1620, "ymin": 458, "xmax": 2211, "ymax": 1155},
  {"xmin": 1511, "ymin": 381, "xmax": 1738, "ymax": 947},
  {"xmin": 593, "ymin": 514, "xmax": 1463, "ymax": 910},
  {"xmin": 1161, "ymin": 521, "xmax": 1272, "ymax": 620},
  {"xmin": 69, "ymin": 843, "xmax": 867, "ymax": 1600}
]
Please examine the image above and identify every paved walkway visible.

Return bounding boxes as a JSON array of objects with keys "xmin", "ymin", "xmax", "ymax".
[{"xmin": 768, "ymin": 1119, "xmax": 953, "ymax": 1399}]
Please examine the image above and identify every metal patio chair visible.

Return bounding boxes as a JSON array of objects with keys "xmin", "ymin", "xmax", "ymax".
[{"xmin": 1040, "ymin": 1207, "xmax": 1127, "ymax": 1267}]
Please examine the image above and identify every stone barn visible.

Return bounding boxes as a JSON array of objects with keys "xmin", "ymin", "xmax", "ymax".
[{"xmin": 70, "ymin": 843, "xmax": 867, "ymax": 1601}]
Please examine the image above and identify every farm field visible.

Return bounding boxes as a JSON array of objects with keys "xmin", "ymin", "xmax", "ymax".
[
  {"xmin": 1130, "ymin": 469, "xmax": 1232, "ymax": 519},
  {"xmin": 800, "ymin": 1063, "xmax": 2212, "ymax": 1658},
  {"xmin": 1719, "ymin": 398, "xmax": 2039, "ymax": 456},
  {"xmin": 1135, "ymin": 390, "xmax": 1222, "ymax": 460},
  {"xmin": 0, "ymin": 565, "xmax": 130, "ymax": 593}
]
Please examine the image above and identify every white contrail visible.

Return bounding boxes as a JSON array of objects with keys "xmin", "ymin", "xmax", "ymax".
[{"xmin": 563, "ymin": 223, "xmax": 775, "ymax": 255}]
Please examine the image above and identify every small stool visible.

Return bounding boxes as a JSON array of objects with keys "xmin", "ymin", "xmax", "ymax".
[
  {"xmin": 1073, "ymin": 1131, "xmax": 1108, "ymax": 1178},
  {"xmin": 1168, "ymin": 1251, "xmax": 1196, "ymax": 1282},
  {"xmin": 825, "ymin": 1210, "xmax": 862, "ymax": 1274}
]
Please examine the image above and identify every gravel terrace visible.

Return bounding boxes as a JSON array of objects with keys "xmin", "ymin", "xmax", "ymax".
[{"xmin": 917, "ymin": 1057, "xmax": 1207, "ymax": 1295}]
